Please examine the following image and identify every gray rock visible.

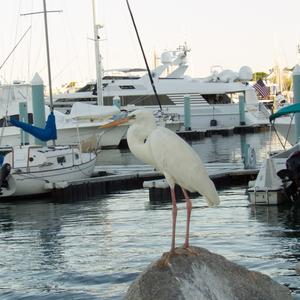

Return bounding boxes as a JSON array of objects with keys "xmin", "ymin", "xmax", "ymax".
[{"xmin": 125, "ymin": 246, "xmax": 291, "ymax": 300}]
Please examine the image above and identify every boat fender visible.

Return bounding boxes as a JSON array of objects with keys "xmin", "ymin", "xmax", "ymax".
[
  {"xmin": 244, "ymin": 146, "xmax": 256, "ymax": 169},
  {"xmin": 0, "ymin": 163, "xmax": 11, "ymax": 194},
  {"xmin": 210, "ymin": 119, "xmax": 217, "ymax": 126}
]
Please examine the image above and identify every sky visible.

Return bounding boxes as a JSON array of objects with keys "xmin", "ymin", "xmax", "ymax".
[{"xmin": 0, "ymin": 0, "xmax": 300, "ymax": 88}]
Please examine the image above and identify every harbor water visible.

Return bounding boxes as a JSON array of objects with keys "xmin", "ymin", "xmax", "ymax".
[{"xmin": 0, "ymin": 131, "xmax": 299, "ymax": 299}]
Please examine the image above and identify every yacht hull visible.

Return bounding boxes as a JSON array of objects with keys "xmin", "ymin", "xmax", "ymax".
[{"xmin": 1, "ymin": 124, "xmax": 128, "ymax": 149}]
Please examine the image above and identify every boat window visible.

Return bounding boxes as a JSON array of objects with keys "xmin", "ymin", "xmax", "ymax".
[
  {"xmin": 75, "ymin": 153, "xmax": 79, "ymax": 160},
  {"xmin": 57, "ymin": 156, "xmax": 66, "ymax": 164},
  {"xmin": 119, "ymin": 85, "xmax": 135, "ymax": 90},
  {"xmin": 202, "ymin": 94, "xmax": 231, "ymax": 104},
  {"xmin": 54, "ymin": 97, "xmax": 96, "ymax": 103},
  {"xmin": 76, "ymin": 84, "xmax": 96, "ymax": 93},
  {"xmin": 0, "ymin": 113, "xmax": 33, "ymax": 127},
  {"xmin": 103, "ymin": 75, "xmax": 140, "ymax": 80}
]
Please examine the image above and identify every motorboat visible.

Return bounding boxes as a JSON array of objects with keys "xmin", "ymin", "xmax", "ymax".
[
  {"xmin": 51, "ymin": 45, "xmax": 270, "ymax": 130},
  {"xmin": 248, "ymin": 142, "xmax": 300, "ymax": 205},
  {"xmin": 248, "ymin": 104, "xmax": 300, "ymax": 205}
]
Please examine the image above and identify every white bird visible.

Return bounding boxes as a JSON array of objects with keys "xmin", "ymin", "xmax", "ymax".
[{"xmin": 125, "ymin": 110, "xmax": 220, "ymax": 252}]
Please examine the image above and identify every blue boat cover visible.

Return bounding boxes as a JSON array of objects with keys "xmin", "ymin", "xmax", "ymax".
[
  {"xmin": 9, "ymin": 112, "xmax": 57, "ymax": 142},
  {"xmin": 270, "ymin": 103, "xmax": 300, "ymax": 122}
]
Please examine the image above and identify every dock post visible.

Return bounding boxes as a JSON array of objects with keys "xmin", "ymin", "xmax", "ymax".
[
  {"xmin": 113, "ymin": 96, "xmax": 121, "ymax": 109},
  {"xmin": 239, "ymin": 93, "xmax": 246, "ymax": 125},
  {"xmin": 184, "ymin": 94, "xmax": 191, "ymax": 130},
  {"xmin": 293, "ymin": 65, "xmax": 300, "ymax": 143},
  {"xmin": 31, "ymin": 73, "xmax": 46, "ymax": 146},
  {"xmin": 19, "ymin": 102, "xmax": 29, "ymax": 145}
]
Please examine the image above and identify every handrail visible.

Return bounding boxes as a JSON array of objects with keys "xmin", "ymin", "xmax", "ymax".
[
  {"xmin": 3, "ymin": 143, "xmax": 91, "ymax": 174},
  {"xmin": 26, "ymin": 145, "xmax": 44, "ymax": 172}
]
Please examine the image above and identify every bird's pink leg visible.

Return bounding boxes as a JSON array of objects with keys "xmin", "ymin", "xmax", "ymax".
[
  {"xmin": 181, "ymin": 188, "xmax": 192, "ymax": 248},
  {"xmin": 170, "ymin": 188, "xmax": 177, "ymax": 252}
]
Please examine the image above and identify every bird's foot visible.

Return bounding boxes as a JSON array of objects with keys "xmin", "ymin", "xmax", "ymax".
[
  {"xmin": 156, "ymin": 246, "xmax": 200, "ymax": 268},
  {"xmin": 181, "ymin": 245, "xmax": 200, "ymax": 256},
  {"xmin": 156, "ymin": 248, "xmax": 179, "ymax": 268}
]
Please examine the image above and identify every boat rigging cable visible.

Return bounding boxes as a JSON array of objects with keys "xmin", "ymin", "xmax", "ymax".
[
  {"xmin": 0, "ymin": 26, "xmax": 31, "ymax": 146},
  {"xmin": 125, "ymin": 0, "xmax": 162, "ymax": 111},
  {"xmin": 270, "ymin": 116, "xmax": 294, "ymax": 150},
  {"xmin": 0, "ymin": 26, "xmax": 31, "ymax": 71}
]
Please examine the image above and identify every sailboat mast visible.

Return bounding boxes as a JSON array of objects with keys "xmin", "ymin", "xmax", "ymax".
[
  {"xmin": 42, "ymin": 0, "xmax": 54, "ymax": 111},
  {"xmin": 92, "ymin": 0, "xmax": 103, "ymax": 106}
]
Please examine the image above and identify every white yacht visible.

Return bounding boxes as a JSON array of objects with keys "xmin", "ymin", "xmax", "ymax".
[
  {"xmin": 0, "ymin": 82, "xmax": 128, "ymax": 149},
  {"xmin": 52, "ymin": 45, "xmax": 270, "ymax": 130}
]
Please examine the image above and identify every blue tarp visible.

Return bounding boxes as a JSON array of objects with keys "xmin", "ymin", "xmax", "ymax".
[
  {"xmin": 9, "ymin": 112, "xmax": 57, "ymax": 142},
  {"xmin": 270, "ymin": 103, "xmax": 300, "ymax": 122}
]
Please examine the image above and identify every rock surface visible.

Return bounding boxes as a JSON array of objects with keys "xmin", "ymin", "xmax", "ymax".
[{"xmin": 125, "ymin": 246, "xmax": 291, "ymax": 300}]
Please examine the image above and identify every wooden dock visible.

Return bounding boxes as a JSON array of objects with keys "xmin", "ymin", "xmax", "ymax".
[
  {"xmin": 51, "ymin": 167, "xmax": 258, "ymax": 202},
  {"xmin": 118, "ymin": 124, "xmax": 270, "ymax": 148}
]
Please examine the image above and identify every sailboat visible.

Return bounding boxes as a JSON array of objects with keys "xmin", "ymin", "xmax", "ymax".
[{"xmin": 0, "ymin": 0, "xmax": 97, "ymax": 198}]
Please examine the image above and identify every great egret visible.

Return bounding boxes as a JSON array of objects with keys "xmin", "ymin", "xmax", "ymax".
[{"xmin": 125, "ymin": 110, "xmax": 220, "ymax": 252}]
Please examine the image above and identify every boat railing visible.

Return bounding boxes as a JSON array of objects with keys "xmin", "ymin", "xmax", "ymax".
[
  {"xmin": 0, "ymin": 143, "xmax": 94, "ymax": 172},
  {"xmin": 0, "ymin": 145, "xmax": 50, "ymax": 172},
  {"xmin": 26, "ymin": 145, "xmax": 47, "ymax": 172}
]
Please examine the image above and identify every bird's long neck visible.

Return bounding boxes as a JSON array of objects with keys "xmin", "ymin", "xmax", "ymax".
[{"xmin": 127, "ymin": 119, "xmax": 157, "ymax": 167}]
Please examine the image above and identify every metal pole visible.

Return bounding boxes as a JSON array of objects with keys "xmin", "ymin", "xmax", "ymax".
[
  {"xmin": 42, "ymin": 0, "xmax": 53, "ymax": 111},
  {"xmin": 184, "ymin": 95, "xmax": 191, "ymax": 130},
  {"xmin": 293, "ymin": 65, "xmax": 300, "ymax": 143},
  {"xmin": 92, "ymin": 0, "xmax": 103, "ymax": 106},
  {"xmin": 239, "ymin": 93, "xmax": 246, "ymax": 125}
]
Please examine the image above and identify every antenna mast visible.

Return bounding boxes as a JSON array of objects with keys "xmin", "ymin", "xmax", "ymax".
[{"xmin": 92, "ymin": 0, "xmax": 103, "ymax": 106}]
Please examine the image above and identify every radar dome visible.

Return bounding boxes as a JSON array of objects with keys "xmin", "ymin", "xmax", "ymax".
[
  {"xmin": 239, "ymin": 66, "xmax": 253, "ymax": 81},
  {"xmin": 161, "ymin": 51, "xmax": 174, "ymax": 64},
  {"xmin": 218, "ymin": 70, "xmax": 238, "ymax": 82}
]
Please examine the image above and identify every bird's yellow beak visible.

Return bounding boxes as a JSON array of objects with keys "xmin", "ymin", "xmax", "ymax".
[{"xmin": 99, "ymin": 116, "xmax": 131, "ymax": 128}]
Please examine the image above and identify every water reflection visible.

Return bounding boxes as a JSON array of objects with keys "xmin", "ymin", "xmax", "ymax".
[
  {"xmin": 250, "ymin": 204, "xmax": 300, "ymax": 295},
  {"xmin": 250, "ymin": 205, "xmax": 300, "ymax": 232},
  {"xmin": 0, "ymin": 131, "xmax": 298, "ymax": 299},
  {"xmin": 0, "ymin": 196, "xmax": 114, "ymax": 271},
  {"xmin": 97, "ymin": 131, "xmax": 284, "ymax": 168},
  {"xmin": 0, "ymin": 207, "xmax": 14, "ymax": 233}
]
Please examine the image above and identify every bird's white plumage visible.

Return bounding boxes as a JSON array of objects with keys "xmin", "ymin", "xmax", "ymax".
[{"xmin": 127, "ymin": 110, "xmax": 219, "ymax": 206}]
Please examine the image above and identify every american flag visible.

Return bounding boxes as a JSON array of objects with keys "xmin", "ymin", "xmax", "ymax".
[{"xmin": 253, "ymin": 79, "xmax": 270, "ymax": 98}]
